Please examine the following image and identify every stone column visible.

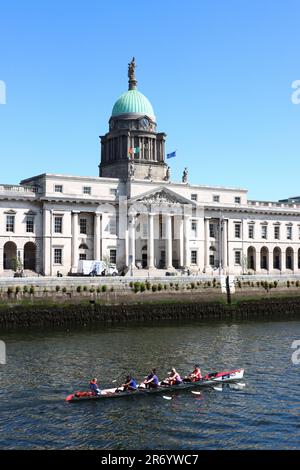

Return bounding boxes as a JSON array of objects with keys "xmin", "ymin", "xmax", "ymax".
[
  {"xmin": 42, "ymin": 208, "xmax": 51, "ymax": 276},
  {"xmin": 222, "ymin": 219, "xmax": 228, "ymax": 272},
  {"xmin": 282, "ymin": 249, "xmax": 286, "ymax": 272},
  {"xmin": 204, "ymin": 218, "xmax": 210, "ymax": 270},
  {"xmin": 129, "ymin": 214, "xmax": 136, "ymax": 269},
  {"xmin": 148, "ymin": 213, "xmax": 155, "ymax": 268},
  {"xmin": 255, "ymin": 247, "xmax": 261, "ymax": 273},
  {"xmin": 179, "ymin": 216, "xmax": 184, "ymax": 267},
  {"xmin": 94, "ymin": 213, "xmax": 101, "ymax": 260},
  {"xmin": 184, "ymin": 215, "xmax": 190, "ymax": 268},
  {"xmin": 268, "ymin": 248, "xmax": 273, "ymax": 273},
  {"xmin": 71, "ymin": 211, "xmax": 79, "ymax": 273},
  {"xmin": 166, "ymin": 213, "xmax": 173, "ymax": 269}
]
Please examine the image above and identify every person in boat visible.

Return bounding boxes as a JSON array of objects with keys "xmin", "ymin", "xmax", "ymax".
[
  {"xmin": 89, "ymin": 378, "xmax": 101, "ymax": 396},
  {"xmin": 183, "ymin": 364, "xmax": 202, "ymax": 382},
  {"xmin": 121, "ymin": 375, "xmax": 138, "ymax": 392},
  {"xmin": 161, "ymin": 367, "xmax": 182, "ymax": 386},
  {"xmin": 143, "ymin": 368, "xmax": 159, "ymax": 389}
]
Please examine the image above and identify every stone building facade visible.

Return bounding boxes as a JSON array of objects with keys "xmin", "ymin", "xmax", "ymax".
[{"xmin": 1, "ymin": 59, "xmax": 300, "ymax": 277}]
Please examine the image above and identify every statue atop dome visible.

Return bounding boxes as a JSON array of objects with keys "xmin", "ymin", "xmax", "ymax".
[
  {"xmin": 128, "ymin": 57, "xmax": 136, "ymax": 80},
  {"xmin": 128, "ymin": 57, "xmax": 137, "ymax": 90}
]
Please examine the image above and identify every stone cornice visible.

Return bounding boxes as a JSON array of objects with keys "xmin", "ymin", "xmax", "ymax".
[
  {"xmin": 206, "ymin": 204, "xmax": 300, "ymax": 217},
  {"xmin": 40, "ymin": 196, "xmax": 117, "ymax": 205}
]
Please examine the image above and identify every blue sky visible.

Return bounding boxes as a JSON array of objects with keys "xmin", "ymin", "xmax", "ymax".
[{"xmin": 1, "ymin": 0, "xmax": 300, "ymax": 201}]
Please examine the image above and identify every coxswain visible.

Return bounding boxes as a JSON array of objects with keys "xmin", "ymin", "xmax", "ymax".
[
  {"xmin": 121, "ymin": 375, "xmax": 138, "ymax": 392},
  {"xmin": 161, "ymin": 367, "xmax": 182, "ymax": 386},
  {"xmin": 89, "ymin": 378, "xmax": 101, "ymax": 396},
  {"xmin": 144, "ymin": 368, "xmax": 159, "ymax": 389},
  {"xmin": 183, "ymin": 364, "xmax": 202, "ymax": 382}
]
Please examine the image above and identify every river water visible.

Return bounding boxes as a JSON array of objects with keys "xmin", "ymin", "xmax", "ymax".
[{"xmin": 0, "ymin": 319, "xmax": 299, "ymax": 450}]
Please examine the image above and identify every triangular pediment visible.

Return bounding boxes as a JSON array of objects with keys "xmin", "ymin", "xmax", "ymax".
[{"xmin": 130, "ymin": 186, "xmax": 196, "ymax": 207}]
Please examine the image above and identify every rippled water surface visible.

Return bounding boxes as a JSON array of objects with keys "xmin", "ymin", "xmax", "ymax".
[{"xmin": 0, "ymin": 319, "xmax": 300, "ymax": 449}]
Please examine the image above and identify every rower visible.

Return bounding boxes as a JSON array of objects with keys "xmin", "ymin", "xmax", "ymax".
[
  {"xmin": 183, "ymin": 364, "xmax": 202, "ymax": 382},
  {"xmin": 89, "ymin": 378, "xmax": 101, "ymax": 395},
  {"xmin": 121, "ymin": 375, "xmax": 138, "ymax": 392},
  {"xmin": 144, "ymin": 368, "xmax": 159, "ymax": 389},
  {"xmin": 161, "ymin": 367, "xmax": 182, "ymax": 386}
]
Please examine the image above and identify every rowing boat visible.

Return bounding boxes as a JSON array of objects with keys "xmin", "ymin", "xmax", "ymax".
[{"xmin": 65, "ymin": 368, "xmax": 244, "ymax": 403}]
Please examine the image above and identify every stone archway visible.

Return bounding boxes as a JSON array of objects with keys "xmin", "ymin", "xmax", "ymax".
[
  {"xmin": 260, "ymin": 246, "xmax": 269, "ymax": 270},
  {"xmin": 286, "ymin": 247, "xmax": 294, "ymax": 270},
  {"xmin": 24, "ymin": 242, "xmax": 36, "ymax": 271},
  {"xmin": 273, "ymin": 247, "xmax": 281, "ymax": 270},
  {"xmin": 79, "ymin": 243, "xmax": 90, "ymax": 261},
  {"xmin": 247, "ymin": 246, "xmax": 256, "ymax": 271},
  {"xmin": 141, "ymin": 245, "xmax": 148, "ymax": 268},
  {"xmin": 3, "ymin": 241, "xmax": 17, "ymax": 270}
]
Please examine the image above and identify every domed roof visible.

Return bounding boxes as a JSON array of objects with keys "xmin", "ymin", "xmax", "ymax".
[{"xmin": 111, "ymin": 89, "xmax": 155, "ymax": 120}]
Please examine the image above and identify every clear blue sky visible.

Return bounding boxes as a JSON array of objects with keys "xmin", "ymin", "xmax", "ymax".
[{"xmin": 1, "ymin": 0, "xmax": 300, "ymax": 201}]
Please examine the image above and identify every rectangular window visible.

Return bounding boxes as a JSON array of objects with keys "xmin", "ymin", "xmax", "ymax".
[
  {"xmin": 191, "ymin": 220, "xmax": 197, "ymax": 237},
  {"xmin": 79, "ymin": 253, "xmax": 86, "ymax": 260},
  {"xmin": 235, "ymin": 223, "xmax": 241, "ymax": 238},
  {"xmin": 110, "ymin": 249, "xmax": 117, "ymax": 264},
  {"xmin": 191, "ymin": 193, "xmax": 198, "ymax": 201},
  {"xmin": 83, "ymin": 186, "xmax": 91, "ymax": 195},
  {"xmin": 213, "ymin": 195, "xmax": 220, "ymax": 202},
  {"xmin": 209, "ymin": 223, "xmax": 215, "ymax": 238},
  {"xmin": 235, "ymin": 251, "xmax": 241, "ymax": 265},
  {"xmin": 142, "ymin": 223, "xmax": 148, "ymax": 239},
  {"xmin": 274, "ymin": 226, "xmax": 280, "ymax": 240},
  {"xmin": 261, "ymin": 225, "xmax": 267, "ymax": 239},
  {"xmin": 54, "ymin": 216, "xmax": 63, "ymax": 233},
  {"xmin": 54, "ymin": 185, "xmax": 63, "ymax": 193},
  {"xmin": 287, "ymin": 226, "xmax": 292, "ymax": 240},
  {"xmin": 109, "ymin": 218, "xmax": 117, "ymax": 235},
  {"xmin": 191, "ymin": 250, "xmax": 197, "ymax": 264},
  {"xmin": 80, "ymin": 218, "xmax": 87, "ymax": 234},
  {"xmin": 209, "ymin": 254, "xmax": 215, "ymax": 266},
  {"xmin": 6, "ymin": 215, "xmax": 15, "ymax": 232},
  {"xmin": 159, "ymin": 216, "xmax": 166, "ymax": 239},
  {"xmin": 54, "ymin": 248, "xmax": 62, "ymax": 264},
  {"xmin": 235, "ymin": 196, "xmax": 241, "ymax": 204},
  {"xmin": 248, "ymin": 225, "xmax": 254, "ymax": 239},
  {"xmin": 26, "ymin": 216, "xmax": 34, "ymax": 233}
]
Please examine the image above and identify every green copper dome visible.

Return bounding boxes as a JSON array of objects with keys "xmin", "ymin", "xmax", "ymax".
[{"xmin": 111, "ymin": 89, "xmax": 155, "ymax": 120}]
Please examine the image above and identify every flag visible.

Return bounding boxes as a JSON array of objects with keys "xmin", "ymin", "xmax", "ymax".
[
  {"xmin": 128, "ymin": 147, "xmax": 140, "ymax": 157},
  {"xmin": 167, "ymin": 150, "xmax": 176, "ymax": 159}
]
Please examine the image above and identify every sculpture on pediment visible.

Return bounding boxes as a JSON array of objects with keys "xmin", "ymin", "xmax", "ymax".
[
  {"xmin": 164, "ymin": 165, "xmax": 171, "ymax": 181},
  {"xmin": 182, "ymin": 167, "xmax": 188, "ymax": 183},
  {"xmin": 129, "ymin": 161, "xmax": 135, "ymax": 178},
  {"xmin": 139, "ymin": 190, "xmax": 181, "ymax": 207}
]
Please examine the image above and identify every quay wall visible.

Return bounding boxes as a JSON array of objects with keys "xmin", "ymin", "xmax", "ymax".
[{"xmin": 0, "ymin": 294, "xmax": 300, "ymax": 329}]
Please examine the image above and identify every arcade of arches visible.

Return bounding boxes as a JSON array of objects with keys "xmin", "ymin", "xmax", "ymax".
[
  {"xmin": 2, "ymin": 241, "xmax": 37, "ymax": 272},
  {"xmin": 247, "ymin": 246, "xmax": 300, "ymax": 272}
]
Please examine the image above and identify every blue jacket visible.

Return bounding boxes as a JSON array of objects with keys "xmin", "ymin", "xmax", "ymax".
[{"xmin": 89, "ymin": 382, "xmax": 101, "ymax": 395}]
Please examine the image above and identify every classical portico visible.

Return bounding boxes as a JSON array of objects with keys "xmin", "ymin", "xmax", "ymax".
[{"xmin": 126, "ymin": 188, "xmax": 195, "ymax": 272}]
